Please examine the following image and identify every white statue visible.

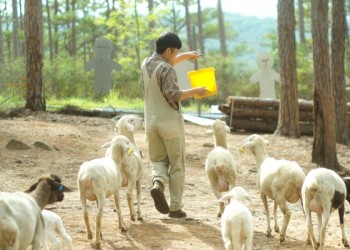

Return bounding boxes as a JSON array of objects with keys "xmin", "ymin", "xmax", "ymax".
[{"xmin": 249, "ymin": 52, "xmax": 280, "ymax": 99}]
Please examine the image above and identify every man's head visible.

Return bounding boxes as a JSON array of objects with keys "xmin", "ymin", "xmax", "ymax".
[{"xmin": 156, "ymin": 32, "xmax": 182, "ymax": 54}]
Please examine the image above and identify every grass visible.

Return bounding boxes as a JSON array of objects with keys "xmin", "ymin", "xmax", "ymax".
[{"xmin": 0, "ymin": 91, "xmax": 211, "ymax": 114}]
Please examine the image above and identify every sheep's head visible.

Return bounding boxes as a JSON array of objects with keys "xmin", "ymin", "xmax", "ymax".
[
  {"xmin": 206, "ymin": 119, "xmax": 230, "ymax": 136},
  {"xmin": 115, "ymin": 114, "xmax": 145, "ymax": 134},
  {"xmin": 240, "ymin": 134, "xmax": 269, "ymax": 155},
  {"xmin": 102, "ymin": 135, "xmax": 134, "ymax": 159},
  {"xmin": 219, "ymin": 186, "xmax": 251, "ymax": 204},
  {"xmin": 25, "ymin": 174, "xmax": 74, "ymax": 205}
]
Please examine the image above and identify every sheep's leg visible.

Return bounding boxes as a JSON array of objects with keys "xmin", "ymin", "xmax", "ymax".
[
  {"xmin": 319, "ymin": 210, "xmax": 331, "ymax": 250},
  {"xmin": 95, "ymin": 196, "xmax": 105, "ymax": 249},
  {"xmin": 338, "ymin": 204, "xmax": 349, "ymax": 247},
  {"xmin": 126, "ymin": 181, "xmax": 136, "ymax": 221},
  {"xmin": 305, "ymin": 208, "xmax": 318, "ymax": 248},
  {"xmin": 31, "ymin": 239, "xmax": 41, "ymax": 250},
  {"xmin": 231, "ymin": 228, "xmax": 241, "ymax": 250},
  {"xmin": 244, "ymin": 234, "xmax": 253, "ymax": 250},
  {"xmin": 80, "ymin": 194, "xmax": 93, "ymax": 240},
  {"xmin": 278, "ymin": 201, "xmax": 291, "ymax": 243},
  {"xmin": 136, "ymin": 180, "xmax": 143, "ymax": 221},
  {"xmin": 208, "ymin": 175, "xmax": 224, "ymax": 217},
  {"xmin": 46, "ymin": 230, "xmax": 61, "ymax": 250},
  {"xmin": 260, "ymin": 192, "xmax": 272, "ymax": 237},
  {"xmin": 273, "ymin": 201, "xmax": 280, "ymax": 233},
  {"xmin": 114, "ymin": 190, "xmax": 127, "ymax": 232},
  {"xmin": 56, "ymin": 220, "xmax": 73, "ymax": 250},
  {"xmin": 317, "ymin": 212, "xmax": 322, "ymax": 247}
]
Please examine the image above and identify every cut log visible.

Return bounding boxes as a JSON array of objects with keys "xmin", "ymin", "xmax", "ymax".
[
  {"xmin": 219, "ymin": 96, "xmax": 350, "ymax": 135},
  {"xmin": 226, "ymin": 118, "xmax": 313, "ymax": 135}
]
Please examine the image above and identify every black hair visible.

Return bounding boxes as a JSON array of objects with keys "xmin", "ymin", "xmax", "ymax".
[{"xmin": 155, "ymin": 32, "xmax": 182, "ymax": 54}]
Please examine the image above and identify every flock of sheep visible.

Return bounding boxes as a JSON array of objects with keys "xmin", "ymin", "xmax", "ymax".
[
  {"xmin": 1, "ymin": 114, "xmax": 350, "ymax": 250},
  {"xmin": 205, "ymin": 119, "xmax": 350, "ymax": 250}
]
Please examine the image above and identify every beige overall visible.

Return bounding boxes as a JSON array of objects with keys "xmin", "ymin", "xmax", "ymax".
[{"xmin": 141, "ymin": 62, "xmax": 186, "ymax": 211}]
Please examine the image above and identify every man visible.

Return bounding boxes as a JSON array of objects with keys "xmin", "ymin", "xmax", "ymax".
[{"xmin": 141, "ymin": 32, "xmax": 208, "ymax": 218}]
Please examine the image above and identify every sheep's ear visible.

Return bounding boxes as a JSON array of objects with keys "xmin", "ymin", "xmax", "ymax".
[
  {"xmin": 126, "ymin": 123, "xmax": 134, "ymax": 133},
  {"xmin": 206, "ymin": 129, "xmax": 214, "ymax": 136},
  {"xmin": 219, "ymin": 193, "xmax": 231, "ymax": 202},
  {"xmin": 245, "ymin": 195, "xmax": 252, "ymax": 202},
  {"xmin": 24, "ymin": 182, "xmax": 38, "ymax": 193},
  {"xmin": 101, "ymin": 141, "xmax": 112, "ymax": 149},
  {"xmin": 58, "ymin": 184, "xmax": 75, "ymax": 192}
]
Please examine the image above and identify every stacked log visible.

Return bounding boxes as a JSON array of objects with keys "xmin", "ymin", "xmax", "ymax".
[{"xmin": 218, "ymin": 96, "xmax": 318, "ymax": 135}]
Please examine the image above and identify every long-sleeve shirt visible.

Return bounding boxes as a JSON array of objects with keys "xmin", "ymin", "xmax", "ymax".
[{"xmin": 141, "ymin": 53, "xmax": 182, "ymax": 111}]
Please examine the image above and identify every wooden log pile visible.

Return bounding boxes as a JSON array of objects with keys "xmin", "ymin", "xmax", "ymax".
[{"xmin": 218, "ymin": 96, "xmax": 332, "ymax": 135}]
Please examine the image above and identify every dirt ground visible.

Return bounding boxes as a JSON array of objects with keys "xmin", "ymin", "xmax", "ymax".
[{"xmin": 1, "ymin": 111, "xmax": 350, "ymax": 250}]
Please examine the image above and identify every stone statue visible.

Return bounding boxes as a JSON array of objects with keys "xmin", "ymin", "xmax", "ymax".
[
  {"xmin": 85, "ymin": 38, "xmax": 121, "ymax": 96},
  {"xmin": 249, "ymin": 52, "xmax": 280, "ymax": 99}
]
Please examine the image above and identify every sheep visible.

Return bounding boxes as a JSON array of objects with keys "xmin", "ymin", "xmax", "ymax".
[
  {"xmin": 42, "ymin": 209, "xmax": 73, "ymax": 250},
  {"xmin": 0, "ymin": 174, "xmax": 73, "ymax": 250},
  {"xmin": 240, "ymin": 134, "xmax": 305, "ymax": 242},
  {"xmin": 205, "ymin": 119, "xmax": 237, "ymax": 217},
  {"xmin": 302, "ymin": 167, "xmax": 348, "ymax": 249},
  {"xmin": 114, "ymin": 114, "xmax": 144, "ymax": 146},
  {"xmin": 219, "ymin": 186, "xmax": 253, "ymax": 250},
  {"xmin": 77, "ymin": 135, "xmax": 134, "ymax": 249},
  {"xmin": 113, "ymin": 114, "xmax": 144, "ymax": 221}
]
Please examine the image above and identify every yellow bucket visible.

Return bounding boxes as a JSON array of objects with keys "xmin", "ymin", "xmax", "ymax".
[{"xmin": 187, "ymin": 67, "xmax": 217, "ymax": 99}]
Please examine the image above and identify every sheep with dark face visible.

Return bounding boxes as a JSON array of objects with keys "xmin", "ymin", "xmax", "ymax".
[
  {"xmin": 0, "ymin": 174, "xmax": 73, "ymax": 250},
  {"xmin": 302, "ymin": 168, "xmax": 348, "ymax": 249}
]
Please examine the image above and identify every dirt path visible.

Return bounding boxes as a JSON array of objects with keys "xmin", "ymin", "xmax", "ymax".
[{"xmin": 1, "ymin": 112, "xmax": 350, "ymax": 249}]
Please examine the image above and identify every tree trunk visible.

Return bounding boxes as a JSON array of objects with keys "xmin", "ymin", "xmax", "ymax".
[
  {"xmin": 217, "ymin": 0, "xmax": 227, "ymax": 56},
  {"xmin": 275, "ymin": 0, "xmax": 300, "ymax": 137},
  {"xmin": 311, "ymin": 0, "xmax": 339, "ymax": 170},
  {"xmin": 46, "ymin": 0, "xmax": 53, "ymax": 62},
  {"xmin": 12, "ymin": 0, "xmax": 19, "ymax": 59},
  {"xmin": 0, "ymin": 10, "xmax": 3, "ymax": 65},
  {"xmin": 297, "ymin": 0, "xmax": 306, "ymax": 47},
  {"xmin": 134, "ymin": 0, "xmax": 141, "ymax": 68},
  {"xmin": 184, "ymin": 0, "xmax": 193, "ymax": 51},
  {"xmin": 71, "ymin": 0, "xmax": 76, "ymax": 58},
  {"xmin": 25, "ymin": 0, "xmax": 46, "ymax": 111},
  {"xmin": 148, "ymin": 0, "xmax": 155, "ymax": 54},
  {"xmin": 196, "ymin": 0, "xmax": 205, "ymax": 56},
  {"xmin": 18, "ymin": 0, "xmax": 25, "ymax": 57},
  {"xmin": 331, "ymin": 0, "xmax": 348, "ymax": 144},
  {"xmin": 54, "ymin": 0, "xmax": 58, "ymax": 54}
]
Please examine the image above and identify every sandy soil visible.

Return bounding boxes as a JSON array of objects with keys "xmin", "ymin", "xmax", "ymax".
[{"xmin": 1, "ymin": 111, "xmax": 350, "ymax": 250}]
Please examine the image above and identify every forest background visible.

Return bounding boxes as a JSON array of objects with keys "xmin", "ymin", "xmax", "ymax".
[{"xmin": 1, "ymin": 0, "xmax": 349, "ymax": 112}]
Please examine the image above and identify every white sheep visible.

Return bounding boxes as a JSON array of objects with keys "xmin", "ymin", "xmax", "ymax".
[
  {"xmin": 77, "ymin": 135, "xmax": 133, "ymax": 249},
  {"xmin": 113, "ymin": 114, "xmax": 144, "ymax": 221},
  {"xmin": 302, "ymin": 167, "xmax": 348, "ymax": 249},
  {"xmin": 114, "ymin": 114, "xmax": 144, "ymax": 146},
  {"xmin": 205, "ymin": 119, "xmax": 237, "ymax": 217},
  {"xmin": 0, "ymin": 174, "xmax": 73, "ymax": 250},
  {"xmin": 219, "ymin": 186, "xmax": 253, "ymax": 250},
  {"xmin": 42, "ymin": 209, "xmax": 73, "ymax": 250},
  {"xmin": 240, "ymin": 134, "xmax": 305, "ymax": 242}
]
